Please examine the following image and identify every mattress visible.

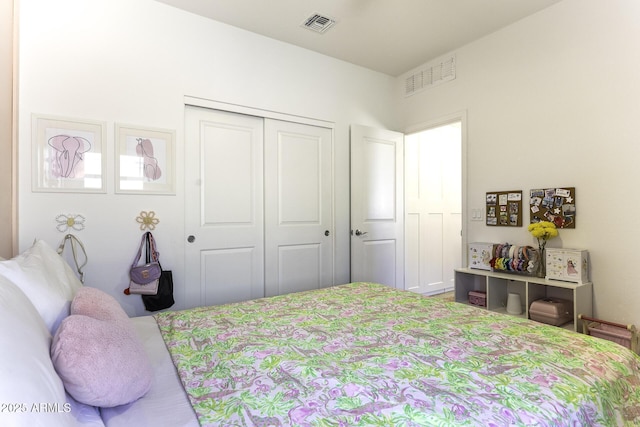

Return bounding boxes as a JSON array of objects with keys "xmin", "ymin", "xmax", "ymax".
[{"xmin": 99, "ymin": 316, "xmax": 199, "ymax": 427}]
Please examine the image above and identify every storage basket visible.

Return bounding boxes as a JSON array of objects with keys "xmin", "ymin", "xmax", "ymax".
[
  {"xmin": 578, "ymin": 314, "xmax": 639, "ymax": 354},
  {"xmin": 468, "ymin": 290, "xmax": 486, "ymax": 307},
  {"xmin": 529, "ymin": 298, "xmax": 573, "ymax": 326}
]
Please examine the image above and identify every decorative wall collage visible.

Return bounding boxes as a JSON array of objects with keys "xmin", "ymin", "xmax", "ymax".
[
  {"xmin": 486, "ymin": 187, "xmax": 576, "ymax": 228},
  {"xmin": 485, "ymin": 191, "xmax": 522, "ymax": 227},
  {"xmin": 529, "ymin": 187, "xmax": 576, "ymax": 229},
  {"xmin": 32, "ymin": 114, "xmax": 176, "ymax": 195}
]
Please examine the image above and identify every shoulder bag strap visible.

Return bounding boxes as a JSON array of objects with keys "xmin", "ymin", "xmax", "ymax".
[
  {"xmin": 146, "ymin": 232, "xmax": 162, "ymax": 271},
  {"xmin": 144, "ymin": 232, "xmax": 151, "ymax": 264},
  {"xmin": 57, "ymin": 234, "xmax": 88, "ymax": 283},
  {"xmin": 132, "ymin": 233, "xmax": 148, "ymax": 268},
  {"xmin": 147, "ymin": 232, "xmax": 160, "ymax": 262}
]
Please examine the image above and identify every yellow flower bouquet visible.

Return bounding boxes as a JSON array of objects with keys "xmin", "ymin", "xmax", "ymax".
[
  {"xmin": 527, "ymin": 220, "xmax": 559, "ymax": 252},
  {"xmin": 527, "ymin": 221, "xmax": 558, "ymax": 277}
]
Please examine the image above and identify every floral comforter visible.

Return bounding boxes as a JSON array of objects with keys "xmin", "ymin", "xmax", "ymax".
[{"xmin": 155, "ymin": 282, "xmax": 640, "ymax": 426}]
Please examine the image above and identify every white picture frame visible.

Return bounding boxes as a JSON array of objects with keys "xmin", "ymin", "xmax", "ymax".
[
  {"xmin": 32, "ymin": 114, "xmax": 107, "ymax": 193},
  {"xmin": 115, "ymin": 123, "xmax": 176, "ymax": 195}
]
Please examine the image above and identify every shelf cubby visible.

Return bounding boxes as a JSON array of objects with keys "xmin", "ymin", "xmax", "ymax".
[{"xmin": 454, "ymin": 268, "xmax": 593, "ymax": 332}]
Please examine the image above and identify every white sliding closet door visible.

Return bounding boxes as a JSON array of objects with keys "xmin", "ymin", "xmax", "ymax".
[
  {"xmin": 184, "ymin": 107, "xmax": 264, "ymax": 308},
  {"xmin": 264, "ymin": 119, "xmax": 334, "ymax": 297},
  {"xmin": 185, "ymin": 106, "xmax": 334, "ymax": 308}
]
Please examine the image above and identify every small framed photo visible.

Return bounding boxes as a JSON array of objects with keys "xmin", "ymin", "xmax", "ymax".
[
  {"xmin": 115, "ymin": 124, "xmax": 176, "ymax": 195},
  {"xmin": 32, "ymin": 114, "xmax": 107, "ymax": 193}
]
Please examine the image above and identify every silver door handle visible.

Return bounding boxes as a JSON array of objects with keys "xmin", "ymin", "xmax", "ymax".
[{"xmin": 354, "ymin": 229, "xmax": 368, "ymax": 236}]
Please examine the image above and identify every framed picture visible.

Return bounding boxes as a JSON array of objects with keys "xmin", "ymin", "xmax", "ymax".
[
  {"xmin": 486, "ymin": 190, "xmax": 522, "ymax": 227},
  {"xmin": 115, "ymin": 124, "xmax": 176, "ymax": 195},
  {"xmin": 529, "ymin": 187, "xmax": 576, "ymax": 228},
  {"xmin": 32, "ymin": 114, "xmax": 107, "ymax": 193}
]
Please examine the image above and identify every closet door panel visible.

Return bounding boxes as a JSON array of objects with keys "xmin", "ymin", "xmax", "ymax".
[
  {"xmin": 202, "ymin": 125, "xmax": 255, "ymax": 224},
  {"xmin": 202, "ymin": 247, "xmax": 257, "ymax": 305},
  {"xmin": 185, "ymin": 107, "xmax": 264, "ymax": 308},
  {"xmin": 264, "ymin": 119, "xmax": 333, "ymax": 297},
  {"xmin": 278, "ymin": 134, "xmax": 320, "ymax": 223},
  {"xmin": 276, "ymin": 244, "xmax": 321, "ymax": 295}
]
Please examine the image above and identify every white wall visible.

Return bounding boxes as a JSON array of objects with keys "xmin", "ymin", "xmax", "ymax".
[
  {"xmin": 17, "ymin": 0, "xmax": 397, "ymax": 316},
  {"xmin": 396, "ymin": 0, "xmax": 640, "ymax": 325},
  {"xmin": 21, "ymin": 0, "xmax": 640, "ymax": 326}
]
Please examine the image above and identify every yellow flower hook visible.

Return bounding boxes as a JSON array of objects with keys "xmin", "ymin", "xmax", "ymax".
[{"xmin": 136, "ymin": 211, "xmax": 160, "ymax": 231}]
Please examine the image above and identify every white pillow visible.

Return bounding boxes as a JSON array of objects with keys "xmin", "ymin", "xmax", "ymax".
[
  {"xmin": 0, "ymin": 276, "xmax": 75, "ymax": 427},
  {"xmin": 0, "ymin": 240, "xmax": 82, "ymax": 335}
]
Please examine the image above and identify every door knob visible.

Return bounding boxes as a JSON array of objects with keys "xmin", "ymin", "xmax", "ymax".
[
  {"xmin": 187, "ymin": 235, "xmax": 195, "ymax": 243},
  {"xmin": 324, "ymin": 230, "xmax": 330, "ymax": 236},
  {"xmin": 354, "ymin": 229, "xmax": 368, "ymax": 236}
]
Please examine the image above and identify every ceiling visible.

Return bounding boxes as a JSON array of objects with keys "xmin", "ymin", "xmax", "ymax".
[{"xmin": 154, "ymin": 0, "xmax": 562, "ymax": 77}]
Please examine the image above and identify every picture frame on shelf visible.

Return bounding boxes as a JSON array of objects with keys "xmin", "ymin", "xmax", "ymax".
[
  {"xmin": 115, "ymin": 124, "xmax": 176, "ymax": 195},
  {"xmin": 32, "ymin": 114, "xmax": 107, "ymax": 193}
]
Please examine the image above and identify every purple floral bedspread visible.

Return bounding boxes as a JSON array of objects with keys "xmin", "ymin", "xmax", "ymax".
[{"xmin": 155, "ymin": 282, "xmax": 640, "ymax": 426}]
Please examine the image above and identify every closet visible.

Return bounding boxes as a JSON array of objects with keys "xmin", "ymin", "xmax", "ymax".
[{"xmin": 184, "ymin": 106, "xmax": 334, "ymax": 308}]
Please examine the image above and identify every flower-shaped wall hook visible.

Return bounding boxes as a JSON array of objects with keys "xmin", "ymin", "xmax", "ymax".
[
  {"xmin": 136, "ymin": 211, "xmax": 160, "ymax": 230},
  {"xmin": 56, "ymin": 214, "xmax": 86, "ymax": 232}
]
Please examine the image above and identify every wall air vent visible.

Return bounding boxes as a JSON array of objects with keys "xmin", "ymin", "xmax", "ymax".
[
  {"xmin": 405, "ymin": 54, "xmax": 456, "ymax": 97},
  {"xmin": 302, "ymin": 13, "xmax": 336, "ymax": 34}
]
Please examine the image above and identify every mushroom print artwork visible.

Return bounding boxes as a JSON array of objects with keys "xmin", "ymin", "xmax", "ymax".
[{"xmin": 48, "ymin": 135, "xmax": 91, "ymax": 179}]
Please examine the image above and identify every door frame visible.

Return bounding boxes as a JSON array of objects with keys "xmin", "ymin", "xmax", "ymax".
[
  {"xmin": 403, "ymin": 110, "xmax": 468, "ymax": 271},
  {"xmin": 184, "ymin": 96, "xmax": 333, "ymax": 129}
]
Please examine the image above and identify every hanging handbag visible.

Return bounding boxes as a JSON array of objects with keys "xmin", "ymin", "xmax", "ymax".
[
  {"xmin": 142, "ymin": 269, "xmax": 174, "ymax": 311},
  {"xmin": 127, "ymin": 232, "xmax": 161, "ymax": 295},
  {"xmin": 140, "ymin": 233, "xmax": 175, "ymax": 311}
]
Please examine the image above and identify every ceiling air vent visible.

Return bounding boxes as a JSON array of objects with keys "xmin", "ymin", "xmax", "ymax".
[
  {"xmin": 405, "ymin": 54, "xmax": 456, "ymax": 97},
  {"xmin": 302, "ymin": 13, "xmax": 336, "ymax": 34}
]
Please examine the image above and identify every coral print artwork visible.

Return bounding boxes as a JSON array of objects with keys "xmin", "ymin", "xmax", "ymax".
[
  {"xmin": 122, "ymin": 134, "xmax": 167, "ymax": 184},
  {"xmin": 116, "ymin": 124, "xmax": 175, "ymax": 194},
  {"xmin": 135, "ymin": 137, "xmax": 162, "ymax": 181}
]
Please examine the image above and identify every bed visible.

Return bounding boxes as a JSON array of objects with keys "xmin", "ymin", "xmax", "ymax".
[{"xmin": 2, "ymin": 241, "xmax": 640, "ymax": 427}]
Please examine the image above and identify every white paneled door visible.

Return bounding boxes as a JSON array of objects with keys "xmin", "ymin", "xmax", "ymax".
[
  {"xmin": 350, "ymin": 124, "xmax": 404, "ymax": 289},
  {"xmin": 185, "ymin": 107, "xmax": 334, "ymax": 308},
  {"xmin": 405, "ymin": 123, "xmax": 462, "ymax": 295},
  {"xmin": 264, "ymin": 119, "xmax": 333, "ymax": 297},
  {"xmin": 185, "ymin": 107, "xmax": 265, "ymax": 308}
]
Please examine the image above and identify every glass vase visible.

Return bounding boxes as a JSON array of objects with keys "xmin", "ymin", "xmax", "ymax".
[{"xmin": 536, "ymin": 248, "xmax": 546, "ymax": 278}]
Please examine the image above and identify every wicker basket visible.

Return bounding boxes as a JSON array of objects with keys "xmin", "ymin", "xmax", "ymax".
[{"xmin": 579, "ymin": 314, "xmax": 639, "ymax": 354}]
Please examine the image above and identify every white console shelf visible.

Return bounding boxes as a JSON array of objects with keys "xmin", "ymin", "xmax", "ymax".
[{"xmin": 454, "ymin": 268, "xmax": 593, "ymax": 332}]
